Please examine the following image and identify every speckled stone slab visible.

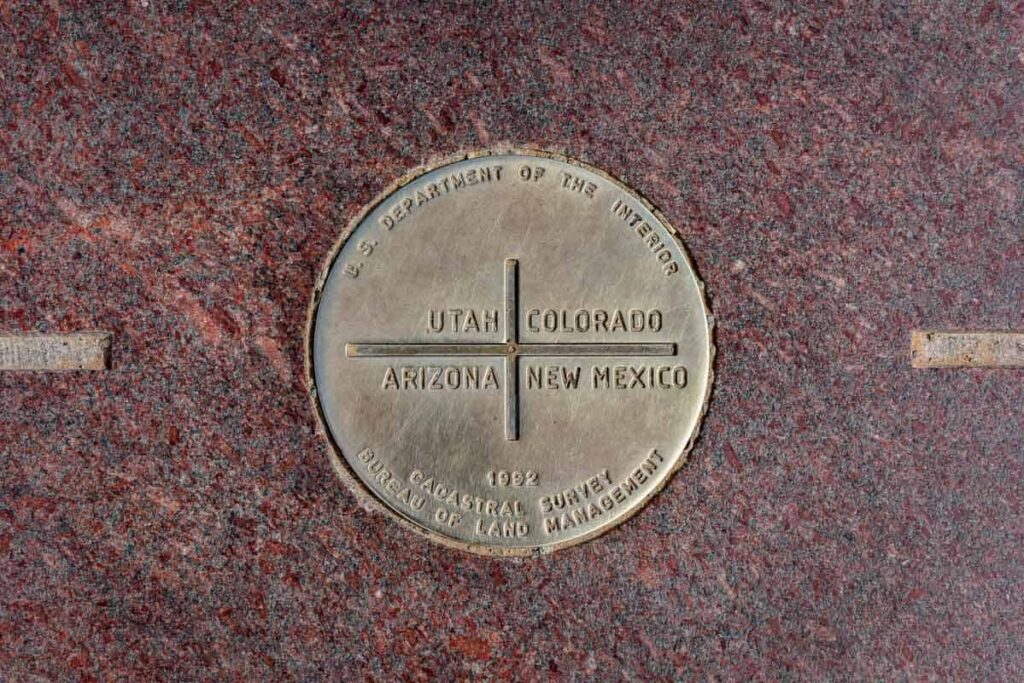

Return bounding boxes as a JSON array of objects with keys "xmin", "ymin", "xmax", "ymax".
[{"xmin": 1, "ymin": 2, "xmax": 1022, "ymax": 679}]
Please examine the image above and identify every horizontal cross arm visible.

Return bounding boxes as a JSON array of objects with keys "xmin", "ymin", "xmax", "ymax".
[
  {"xmin": 345, "ymin": 341, "xmax": 677, "ymax": 358},
  {"xmin": 517, "ymin": 342, "xmax": 676, "ymax": 357},
  {"xmin": 346, "ymin": 343, "xmax": 508, "ymax": 357}
]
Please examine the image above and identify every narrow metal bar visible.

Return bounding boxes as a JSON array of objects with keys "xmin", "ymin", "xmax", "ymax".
[
  {"xmin": 346, "ymin": 343, "xmax": 508, "ymax": 357},
  {"xmin": 516, "ymin": 342, "xmax": 677, "ymax": 357},
  {"xmin": 505, "ymin": 355, "xmax": 519, "ymax": 441},
  {"xmin": 0, "ymin": 332, "xmax": 112, "ymax": 371},
  {"xmin": 348, "ymin": 342, "xmax": 675, "ymax": 358},
  {"xmin": 346, "ymin": 342, "xmax": 678, "ymax": 358},
  {"xmin": 911, "ymin": 330, "xmax": 1024, "ymax": 368},
  {"xmin": 504, "ymin": 258, "xmax": 518, "ymax": 345}
]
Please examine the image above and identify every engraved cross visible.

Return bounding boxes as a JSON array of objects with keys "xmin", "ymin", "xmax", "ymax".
[{"xmin": 346, "ymin": 259, "xmax": 676, "ymax": 441}]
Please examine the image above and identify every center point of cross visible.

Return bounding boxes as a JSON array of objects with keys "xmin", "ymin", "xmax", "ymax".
[{"xmin": 507, "ymin": 343, "xmax": 518, "ymax": 355}]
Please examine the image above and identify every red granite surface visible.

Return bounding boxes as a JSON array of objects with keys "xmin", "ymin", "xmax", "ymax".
[{"xmin": 2, "ymin": 1, "xmax": 1023, "ymax": 679}]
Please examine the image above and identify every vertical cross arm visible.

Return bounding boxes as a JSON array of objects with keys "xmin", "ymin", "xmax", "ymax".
[
  {"xmin": 504, "ymin": 258, "xmax": 518, "ymax": 345},
  {"xmin": 505, "ymin": 355, "xmax": 519, "ymax": 441},
  {"xmin": 504, "ymin": 258, "xmax": 519, "ymax": 441}
]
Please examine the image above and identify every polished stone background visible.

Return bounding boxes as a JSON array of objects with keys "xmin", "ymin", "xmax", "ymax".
[{"xmin": 1, "ymin": 1, "xmax": 1022, "ymax": 679}]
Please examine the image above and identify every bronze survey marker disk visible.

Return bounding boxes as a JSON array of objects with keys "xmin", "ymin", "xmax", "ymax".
[{"xmin": 308, "ymin": 150, "xmax": 713, "ymax": 556}]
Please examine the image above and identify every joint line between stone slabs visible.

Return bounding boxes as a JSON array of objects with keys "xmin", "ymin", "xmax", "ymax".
[
  {"xmin": 911, "ymin": 330, "xmax": 1024, "ymax": 368},
  {"xmin": 0, "ymin": 333, "xmax": 112, "ymax": 371}
]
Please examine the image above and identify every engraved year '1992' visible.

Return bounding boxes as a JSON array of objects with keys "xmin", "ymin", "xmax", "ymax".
[{"xmin": 487, "ymin": 470, "xmax": 539, "ymax": 487}]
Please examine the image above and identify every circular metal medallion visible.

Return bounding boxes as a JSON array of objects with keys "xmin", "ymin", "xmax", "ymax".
[{"xmin": 308, "ymin": 150, "xmax": 713, "ymax": 556}]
